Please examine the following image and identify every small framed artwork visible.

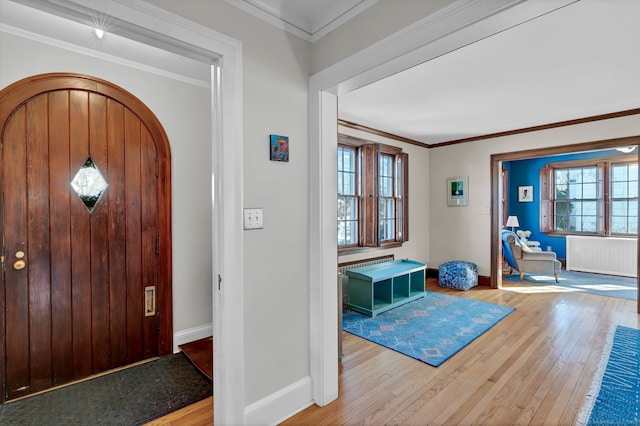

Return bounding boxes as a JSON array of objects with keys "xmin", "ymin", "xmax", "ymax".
[
  {"xmin": 270, "ymin": 134, "xmax": 289, "ymax": 162},
  {"xmin": 518, "ymin": 185, "xmax": 534, "ymax": 202},
  {"xmin": 447, "ymin": 176, "xmax": 468, "ymax": 206},
  {"xmin": 145, "ymin": 286, "xmax": 156, "ymax": 317}
]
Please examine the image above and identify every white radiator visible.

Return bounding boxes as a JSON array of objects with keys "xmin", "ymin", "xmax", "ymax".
[
  {"xmin": 338, "ymin": 255, "xmax": 395, "ymax": 305},
  {"xmin": 338, "ymin": 255, "xmax": 395, "ymax": 276},
  {"xmin": 566, "ymin": 235, "xmax": 637, "ymax": 277}
]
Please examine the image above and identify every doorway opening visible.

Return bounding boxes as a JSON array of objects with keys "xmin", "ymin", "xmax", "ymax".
[
  {"xmin": 1, "ymin": 1, "xmax": 244, "ymax": 422},
  {"xmin": 0, "ymin": 73, "xmax": 173, "ymax": 401},
  {"xmin": 490, "ymin": 136, "xmax": 640, "ymax": 312}
]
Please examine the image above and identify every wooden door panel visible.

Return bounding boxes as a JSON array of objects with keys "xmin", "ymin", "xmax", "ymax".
[
  {"xmin": 88, "ymin": 92, "xmax": 111, "ymax": 374},
  {"xmin": 124, "ymin": 109, "xmax": 144, "ymax": 363},
  {"xmin": 107, "ymin": 99, "xmax": 128, "ymax": 367},
  {"xmin": 4, "ymin": 105, "xmax": 29, "ymax": 400},
  {"xmin": 1, "ymin": 74, "xmax": 172, "ymax": 402},
  {"xmin": 26, "ymin": 94, "xmax": 53, "ymax": 394},
  {"xmin": 49, "ymin": 90, "xmax": 73, "ymax": 386},
  {"xmin": 69, "ymin": 90, "xmax": 93, "ymax": 380},
  {"xmin": 142, "ymin": 128, "xmax": 159, "ymax": 358}
]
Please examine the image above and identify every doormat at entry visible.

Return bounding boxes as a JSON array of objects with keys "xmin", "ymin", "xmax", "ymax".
[{"xmin": 0, "ymin": 353, "xmax": 212, "ymax": 425}]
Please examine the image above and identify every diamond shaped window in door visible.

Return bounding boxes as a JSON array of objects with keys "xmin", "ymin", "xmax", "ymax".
[{"xmin": 71, "ymin": 157, "xmax": 108, "ymax": 212}]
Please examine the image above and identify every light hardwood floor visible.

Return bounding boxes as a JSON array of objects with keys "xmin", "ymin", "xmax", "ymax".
[
  {"xmin": 145, "ymin": 396, "xmax": 213, "ymax": 425},
  {"xmin": 151, "ymin": 278, "xmax": 639, "ymax": 425}
]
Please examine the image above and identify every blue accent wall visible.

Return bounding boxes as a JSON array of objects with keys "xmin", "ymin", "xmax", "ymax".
[{"xmin": 506, "ymin": 148, "xmax": 628, "ymax": 259}]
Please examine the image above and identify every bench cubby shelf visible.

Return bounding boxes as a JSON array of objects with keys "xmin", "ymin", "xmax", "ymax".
[{"xmin": 345, "ymin": 259, "xmax": 426, "ymax": 317}]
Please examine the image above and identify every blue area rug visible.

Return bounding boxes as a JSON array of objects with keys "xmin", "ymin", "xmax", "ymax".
[
  {"xmin": 579, "ymin": 325, "xmax": 640, "ymax": 425},
  {"xmin": 342, "ymin": 291, "xmax": 515, "ymax": 367}
]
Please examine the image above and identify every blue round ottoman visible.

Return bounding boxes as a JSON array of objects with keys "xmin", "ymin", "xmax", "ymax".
[{"xmin": 438, "ymin": 261, "xmax": 478, "ymax": 290}]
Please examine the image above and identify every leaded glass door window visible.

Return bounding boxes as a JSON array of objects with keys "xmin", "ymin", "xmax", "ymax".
[{"xmin": 70, "ymin": 157, "xmax": 108, "ymax": 212}]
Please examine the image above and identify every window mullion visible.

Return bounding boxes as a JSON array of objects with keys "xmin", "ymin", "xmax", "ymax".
[
  {"xmin": 599, "ymin": 162, "xmax": 607, "ymax": 236},
  {"xmin": 360, "ymin": 144, "xmax": 378, "ymax": 247},
  {"xmin": 374, "ymin": 144, "xmax": 381, "ymax": 247}
]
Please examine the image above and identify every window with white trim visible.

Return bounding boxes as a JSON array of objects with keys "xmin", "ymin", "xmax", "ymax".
[{"xmin": 540, "ymin": 157, "xmax": 638, "ymax": 236}]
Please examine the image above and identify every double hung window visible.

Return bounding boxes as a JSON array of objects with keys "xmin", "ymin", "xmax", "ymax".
[
  {"xmin": 337, "ymin": 135, "xmax": 409, "ymax": 252},
  {"xmin": 540, "ymin": 157, "xmax": 638, "ymax": 236},
  {"xmin": 338, "ymin": 145, "xmax": 358, "ymax": 246}
]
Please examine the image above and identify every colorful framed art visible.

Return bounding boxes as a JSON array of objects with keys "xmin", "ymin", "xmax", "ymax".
[
  {"xmin": 270, "ymin": 134, "xmax": 289, "ymax": 162},
  {"xmin": 447, "ymin": 176, "xmax": 468, "ymax": 206}
]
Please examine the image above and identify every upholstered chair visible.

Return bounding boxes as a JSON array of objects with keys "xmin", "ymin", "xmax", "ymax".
[{"xmin": 501, "ymin": 230, "xmax": 561, "ymax": 283}]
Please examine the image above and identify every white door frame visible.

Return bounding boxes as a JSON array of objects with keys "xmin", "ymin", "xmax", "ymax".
[
  {"xmin": 309, "ymin": 0, "xmax": 578, "ymax": 405},
  {"xmin": 3, "ymin": 0, "xmax": 245, "ymax": 423}
]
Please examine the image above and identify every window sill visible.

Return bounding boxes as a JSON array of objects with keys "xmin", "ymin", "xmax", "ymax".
[
  {"xmin": 544, "ymin": 231, "xmax": 637, "ymax": 238},
  {"xmin": 338, "ymin": 242, "xmax": 402, "ymax": 256}
]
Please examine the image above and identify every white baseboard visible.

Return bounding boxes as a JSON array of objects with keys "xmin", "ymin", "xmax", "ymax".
[
  {"xmin": 173, "ymin": 323, "xmax": 213, "ymax": 353},
  {"xmin": 244, "ymin": 375, "xmax": 314, "ymax": 425}
]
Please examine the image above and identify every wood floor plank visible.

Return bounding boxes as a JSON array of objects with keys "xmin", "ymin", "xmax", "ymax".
[
  {"xmin": 144, "ymin": 396, "xmax": 213, "ymax": 425},
  {"xmin": 179, "ymin": 337, "xmax": 213, "ymax": 380},
  {"xmin": 282, "ymin": 279, "xmax": 638, "ymax": 426},
  {"xmin": 151, "ymin": 278, "xmax": 637, "ymax": 425}
]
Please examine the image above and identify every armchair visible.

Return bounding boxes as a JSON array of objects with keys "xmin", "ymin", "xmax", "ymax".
[{"xmin": 501, "ymin": 230, "xmax": 561, "ymax": 283}]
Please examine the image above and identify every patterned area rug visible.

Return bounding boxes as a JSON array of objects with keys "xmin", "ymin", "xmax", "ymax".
[
  {"xmin": 0, "ymin": 353, "xmax": 212, "ymax": 425},
  {"xmin": 343, "ymin": 291, "xmax": 515, "ymax": 367},
  {"xmin": 579, "ymin": 325, "xmax": 640, "ymax": 425},
  {"xmin": 504, "ymin": 269, "xmax": 637, "ymax": 301}
]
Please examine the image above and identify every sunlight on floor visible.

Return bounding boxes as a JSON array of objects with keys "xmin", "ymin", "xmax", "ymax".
[
  {"xmin": 531, "ymin": 275, "xmax": 568, "ymax": 283},
  {"xmin": 574, "ymin": 284, "xmax": 636, "ymax": 291},
  {"xmin": 503, "ymin": 285, "xmax": 581, "ymax": 294}
]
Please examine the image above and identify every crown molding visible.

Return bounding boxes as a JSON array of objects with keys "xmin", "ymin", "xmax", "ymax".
[
  {"xmin": 224, "ymin": 0, "xmax": 378, "ymax": 43},
  {"xmin": 340, "ymin": 108, "xmax": 640, "ymax": 151}
]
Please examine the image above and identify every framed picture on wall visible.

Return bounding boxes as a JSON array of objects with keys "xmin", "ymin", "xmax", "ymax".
[
  {"xmin": 269, "ymin": 134, "xmax": 289, "ymax": 162},
  {"xmin": 447, "ymin": 176, "xmax": 468, "ymax": 206},
  {"xmin": 518, "ymin": 185, "xmax": 533, "ymax": 202}
]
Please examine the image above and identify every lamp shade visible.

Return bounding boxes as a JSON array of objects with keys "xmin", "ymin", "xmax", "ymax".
[{"xmin": 506, "ymin": 215, "xmax": 519, "ymax": 228}]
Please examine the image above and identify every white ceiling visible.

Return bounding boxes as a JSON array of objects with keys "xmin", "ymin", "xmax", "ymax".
[
  {"xmin": 6, "ymin": 0, "xmax": 638, "ymax": 147},
  {"xmin": 228, "ymin": 0, "xmax": 640, "ymax": 146},
  {"xmin": 224, "ymin": 0, "xmax": 378, "ymax": 42},
  {"xmin": 338, "ymin": 0, "xmax": 640, "ymax": 145},
  {"xmin": 1, "ymin": 0, "xmax": 213, "ymax": 83}
]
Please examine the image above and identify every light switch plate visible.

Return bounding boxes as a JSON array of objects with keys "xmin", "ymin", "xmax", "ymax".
[{"xmin": 244, "ymin": 208, "xmax": 263, "ymax": 229}]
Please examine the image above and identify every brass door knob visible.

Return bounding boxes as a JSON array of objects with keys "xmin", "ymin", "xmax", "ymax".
[{"xmin": 13, "ymin": 259, "xmax": 26, "ymax": 270}]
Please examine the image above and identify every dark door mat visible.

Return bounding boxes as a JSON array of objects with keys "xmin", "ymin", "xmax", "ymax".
[{"xmin": 0, "ymin": 353, "xmax": 212, "ymax": 425}]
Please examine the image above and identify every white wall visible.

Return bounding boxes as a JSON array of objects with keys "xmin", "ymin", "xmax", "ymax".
[
  {"xmin": 0, "ymin": 31, "xmax": 213, "ymax": 334},
  {"xmin": 2, "ymin": 0, "xmax": 312, "ymax": 417},
  {"xmin": 337, "ymin": 125, "xmax": 430, "ymax": 267},
  {"xmin": 428, "ymin": 114, "xmax": 640, "ymax": 277},
  {"xmin": 3, "ymin": 0, "xmax": 313, "ymax": 409},
  {"xmin": 9, "ymin": 1, "xmax": 637, "ymax": 422},
  {"xmin": 142, "ymin": 0, "xmax": 312, "ymax": 406}
]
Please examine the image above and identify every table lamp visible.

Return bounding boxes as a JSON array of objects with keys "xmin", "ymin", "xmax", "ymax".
[{"xmin": 506, "ymin": 215, "xmax": 519, "ymax": 232}]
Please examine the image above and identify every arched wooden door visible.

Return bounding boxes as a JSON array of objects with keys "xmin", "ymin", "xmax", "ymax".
[{"xmin": 0, "ymin": 74, "xmax": 173, "ymax": 401}]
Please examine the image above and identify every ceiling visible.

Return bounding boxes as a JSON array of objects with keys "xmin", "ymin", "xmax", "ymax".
[
  {"xmin": 224, "ymin": 0, "xmax": 378, "ymax": 42},
  {"xmin": 338, "ymin": 0, "xmax": 640, "ymax": 145},
  {"xmin": 5, "ymin": 0, "xmax": 638, "ymax": 147},
  {"xmin": 228, "ymin": 0, "xmax": 640, "ymax": 146}
]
